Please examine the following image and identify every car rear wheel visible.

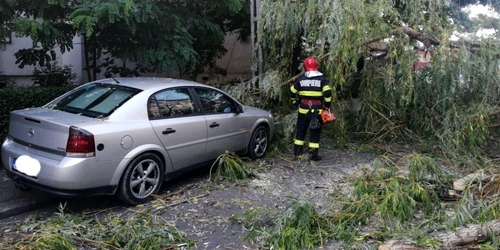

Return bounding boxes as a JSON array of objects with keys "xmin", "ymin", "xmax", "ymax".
[
  {"xmin": 248, "ymin": 126, "xmax": 269, "ymax": 160},
  {"xmin": 117, "ymin": 153, "xmax": 164, "ymax": 205}
]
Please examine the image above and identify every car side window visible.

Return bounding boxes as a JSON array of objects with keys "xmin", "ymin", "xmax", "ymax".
[
  {"xmin": 148, "ymin": 88, "xmax": 196, "ymax": 119},
  {"xmin": 195, "ymin": 88, "xmax": 236, "ymax": 114}
]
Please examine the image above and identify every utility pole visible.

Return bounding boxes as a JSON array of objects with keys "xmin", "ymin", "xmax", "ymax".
[{"xmin": 250, "ymin": 0, "xmax": 263, "ymax": 89}]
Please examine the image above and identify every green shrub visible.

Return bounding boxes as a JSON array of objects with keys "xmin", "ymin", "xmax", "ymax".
[
  {"xmin": 0, "ymin": 72, "xmax": 18, "ymax": 88},
  {"xmin": 33, "ymin": 62, "xmax": 77, "ymax": 87},
  {"xmin": 0, "ymin": 86, "xmax": 74, "ymax": 139}
]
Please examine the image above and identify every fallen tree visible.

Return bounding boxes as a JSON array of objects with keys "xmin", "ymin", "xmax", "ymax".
[
  {"xmin": 250, "ymin": 0, "xmax": 500, "ymax": 160},
  {"xmin": 380, "ymin": 220, "xmax": 500, "ymax": 250}
]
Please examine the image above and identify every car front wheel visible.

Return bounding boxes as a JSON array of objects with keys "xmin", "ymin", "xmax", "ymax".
[
  {"xmin": 117, "ymin": 153, "xmax": 164, "ymax": 205},
  {"xmin": 248, "ymin": 126, "xmax": 269, "ymax": 160}
]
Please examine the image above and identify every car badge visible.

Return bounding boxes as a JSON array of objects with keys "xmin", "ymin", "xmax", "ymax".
[{"xmin": 28, "ymin": 128, "xmax": 35, "ymax": 137}]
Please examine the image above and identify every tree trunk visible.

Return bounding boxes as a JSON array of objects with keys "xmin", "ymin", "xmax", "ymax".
[
  {"xmin": 290, "ymin": 33, "xmax": 304, "ymax": 75},
  {"xmin": 431, "ymin": 220, "xmax": 500, "ymax": 247},
  {"xmin": 379, "ymin": 220, "xmax": 500, "ymax": 249},
  {"xmin": 178, "ymin": 66, "xmax": 184, "ymax": 79},
  {"xmin": 92, "ymin": 38, "xmax": 97, "ymax": 81},
  {"xmin": 83, "ymin": 35, "xmax": 92, "ymax": 82}
]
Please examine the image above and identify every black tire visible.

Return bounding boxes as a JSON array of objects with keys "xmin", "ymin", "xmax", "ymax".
[
  {"xmin": 117, "ymin": 153, "xmax": 164, "ymax": 205},
  {"xmin": 247, "ymin": 126, "xmax": 269, "ymax": 160}
]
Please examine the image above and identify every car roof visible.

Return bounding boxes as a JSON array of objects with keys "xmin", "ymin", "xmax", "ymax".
[{"xmin": 94, "ymin": 77, "xmax": 208, "ymax": 91}]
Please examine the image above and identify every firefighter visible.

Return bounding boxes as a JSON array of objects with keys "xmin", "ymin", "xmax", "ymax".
[{"xmin": 290, "ymin": 57, "xmax": 332, "ymax": 161}]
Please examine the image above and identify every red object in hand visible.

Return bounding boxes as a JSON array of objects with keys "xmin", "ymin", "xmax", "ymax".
[{"xmin": 321, "ymin": 109, "xmax": 336, "ymax": 124}]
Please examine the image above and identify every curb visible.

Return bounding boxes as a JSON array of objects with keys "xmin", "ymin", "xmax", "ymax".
[
  {"xmin": 0, "ymin": 169, "xmax": 57, "ymax": 220},
  {"xmin": 0, "ymin": 197, "xmax": 56, "ymax": 220}
]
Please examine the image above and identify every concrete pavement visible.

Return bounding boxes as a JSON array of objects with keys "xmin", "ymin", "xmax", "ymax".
[{"xmin": 0, "ymin": 166, "xmax": 56, "ymax": 220}]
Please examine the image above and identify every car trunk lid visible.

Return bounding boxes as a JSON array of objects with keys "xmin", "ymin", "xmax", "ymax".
[{"xmin": 9, "ymin": 108, "xmax": 99, "ymax": 154}]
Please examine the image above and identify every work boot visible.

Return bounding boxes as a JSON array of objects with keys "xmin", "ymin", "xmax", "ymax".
[
  {"xmin": 309, "ymin": 149, "xmax": 322, "ymax": 161},
  {"xmin": 293, "ymin": 145, "xmax": 304, "ymax": 160}
]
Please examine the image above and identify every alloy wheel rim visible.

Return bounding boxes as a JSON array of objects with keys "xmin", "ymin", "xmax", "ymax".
[
  {"xmin": 253, "ymin": 129, "xmax": 268, "ymax": 157},
  {"xmin": 129, "ymin": 159, "xmax": 160, "ymax": 199}
]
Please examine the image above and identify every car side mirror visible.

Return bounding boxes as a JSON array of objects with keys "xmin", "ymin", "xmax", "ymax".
[{"xmin": 236, "ymin": 104, "xmax": 244, "ymax": 113}]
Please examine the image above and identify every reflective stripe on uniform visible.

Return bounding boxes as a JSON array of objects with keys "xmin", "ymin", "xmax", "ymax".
[
  {"xmin": 299, "ymin": 90, "xmax": 322, "ymax": 97},
  {"xmin": 294, "ymin": 139, "xmax": 304, "ymax": 146},
  {"xmin": 309, "ymin": 142, "xmax": 320, "ymax": 149},
  {"xmin": 291, "ymin": 86, "xmax": 298, "ymax": 94},
  {"xmin": 324, "ymin": 97, "xmax": 332, "ymax": 102},
  {"xmin": 322, "ymin": 85, "xmax": 332, "ymax": 92},
  {"xmin": 298, "ymin": 108, "xmax": 323, "ymax": 114}
]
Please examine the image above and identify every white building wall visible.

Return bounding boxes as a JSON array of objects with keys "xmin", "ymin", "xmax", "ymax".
[
  {"xmin": 0, "ymin": 33, "xmax": 37, "ymax": 86},
  {"xmin": 0, "ymin": 33, "xmax": 84, "ymax": 86},
  {"xmin": 1, "ymin": 33, "xmax": 252, "ymax": 86},
  {"xmin": 61, "ymin": 36, "xmax": 84, "ymax": 84},
  {"xmin": 198, "ymin": 33, "xmax": 253, "ymax": 83}
]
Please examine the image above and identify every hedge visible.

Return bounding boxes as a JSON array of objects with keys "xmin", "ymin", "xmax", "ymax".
[{"xmin": 0, "ymin": 86, "xmax": 74, "ymax": 140}]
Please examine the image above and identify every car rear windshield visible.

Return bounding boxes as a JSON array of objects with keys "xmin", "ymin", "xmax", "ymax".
[{"xmin": 45, "ymin": 83, "xmax": 142, "ymax": 118}]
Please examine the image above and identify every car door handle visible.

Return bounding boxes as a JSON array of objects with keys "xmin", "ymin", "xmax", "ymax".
[
  {"xmin": 209, "ymin": 122, "xmax": 220, "ymax": 128},
  {"xmin": 162, "ymin": 128, "xmax": 176, "ymax": 134}
]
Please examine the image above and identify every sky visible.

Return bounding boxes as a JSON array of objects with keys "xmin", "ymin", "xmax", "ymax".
[
  {"xmin": 466, "ymin": 4, "xmax": 499, "ymax": 18},
  {"xmin": 455, "ymin": 4, "xmax": 499, "ymax": 39}
]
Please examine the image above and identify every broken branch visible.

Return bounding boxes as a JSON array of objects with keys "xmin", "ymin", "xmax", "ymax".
[{"xmin": 380, "ymin": 220, "xmax": 500, "ymax": 249}]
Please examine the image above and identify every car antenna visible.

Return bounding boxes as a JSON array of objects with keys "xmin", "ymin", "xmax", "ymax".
[{"xmin": 111, "ymin": 77, "xmax": 120, "ymax": 84}]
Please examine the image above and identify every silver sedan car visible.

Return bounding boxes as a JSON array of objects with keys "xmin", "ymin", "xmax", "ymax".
[{"xmin": 1, "ymin": 78, "xmax": 274, "ymax": 205}]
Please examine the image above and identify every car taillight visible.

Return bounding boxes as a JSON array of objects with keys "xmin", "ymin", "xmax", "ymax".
[{"xmin": 66, "ymin": 126, "xmax": 95, "ymax": 157}]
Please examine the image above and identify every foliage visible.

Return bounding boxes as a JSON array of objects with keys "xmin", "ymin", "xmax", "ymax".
[
  {"xmin": 0, "ymin": 72, "xmax": 17, "ymax": 88},
  {"xmin": 32, "ymin": 62, "xmax": 77, "ymax": 86},
  {"xmin": 266, "ymin": 202, "xmax": 327, "ymax": 250},
  {"xmin": 358, "ymin": 45, "xmax": 499, "ymax": 160},
  {"xmin": 328, "ymin": 154, "xmax": 450, "ymax": 242},
  {"xmin": 11, "ymin": 0, "xmax": 76, "ymax": 68},
  {"xmin": 209, "ymin": 151, "xmax": 259, "ymax": 182},
  {"xmin": 164, "ymin": 0, "xmax": 250, "ymax": 79},
  {"xmin": 232, "ymin": 154, "xmax": 453, "ymax": 248},
  {"xmin": 231, "ymin": 201, "xmax": 328, "ymax": 250},
  {"xmin": 71, "ymin": 0, "xmax": 197, "ymax": 81},
  {"xmin": 9, "ymin": 0, "xmax": 250, "ymax": 81},
  {"xmin": 451, "ymin": 169, "xmax": 500, "ymax": 228},
  {"xmin": 228, "ymin": 152, "xmax": 498, "ymax": 249},
  {"xmin": 219, "ymin": 80, "xmax": 260, "ymax": 106},
  {"xmin": 250, "ymin": 0, "xmax": 500, "ymax": 163},
  {"xmin": 273, "ymin": 112, "xmax": 298, "ymax": 150},
  {"xmin": 0, "ymin": 0, "xmax": 15, "ymax": 49},
  {"xmin": 0, "ymin": 86, "xmax": 72, "ymax": 139},
  {"xmin": 4, "ymin": 202, "xmax": 192, "ymax": 249}
]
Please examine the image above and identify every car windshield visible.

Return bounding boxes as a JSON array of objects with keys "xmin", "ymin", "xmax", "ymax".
[{"xmin": 45, "ymin": 83, "xmax": 142, "ymax": 118}]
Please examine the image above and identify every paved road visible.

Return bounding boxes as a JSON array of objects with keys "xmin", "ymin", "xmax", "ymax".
[
  {"xmin": 0, "ymin": 167, "xmax": 57, "ymax": 219},
  {"xmin": 0, "ymin": 162, "xmax": 213, "ymax": 221}
]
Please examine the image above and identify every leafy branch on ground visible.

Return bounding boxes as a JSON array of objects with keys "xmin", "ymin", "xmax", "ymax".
[
  {"xmin": 231, "ymin": 153, "xmax": 500, "ymax": 249},
  {"xmin": 209, "ymin": 151, "xmax": 261, "ymax": 182},
  {"xmin": 0, "ymin": 202, "xmax": 193, "ymax": 250}
]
